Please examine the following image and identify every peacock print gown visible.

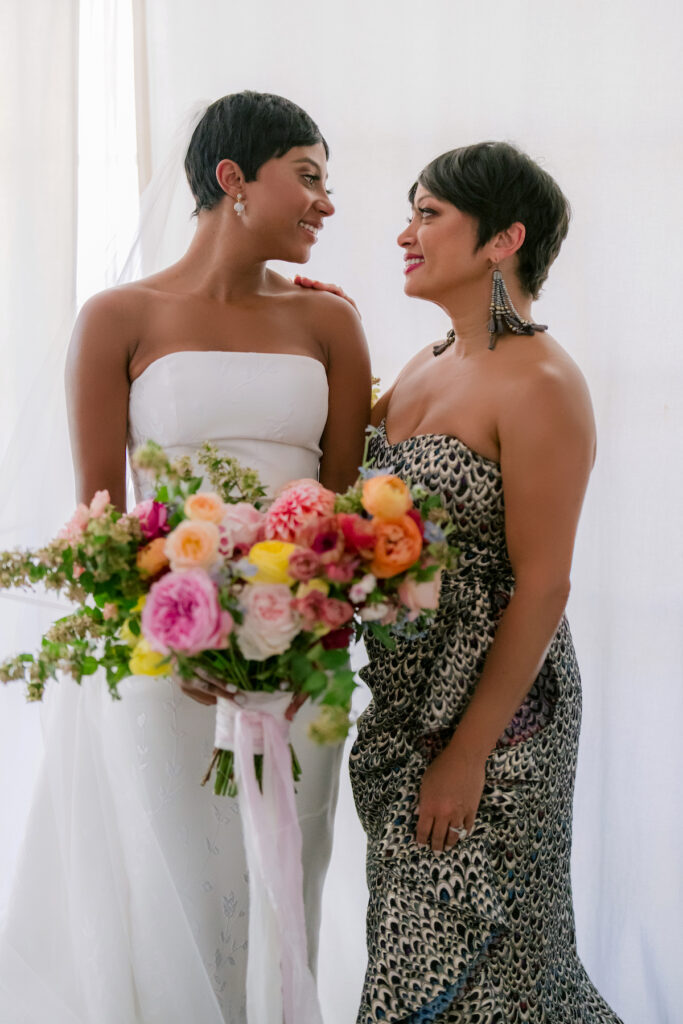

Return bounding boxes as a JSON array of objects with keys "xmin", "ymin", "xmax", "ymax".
[{"xmin": 349, "ymin": 414, "xmax": 623, "ymax": 1024}]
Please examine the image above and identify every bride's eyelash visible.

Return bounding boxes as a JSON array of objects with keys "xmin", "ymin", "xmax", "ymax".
[{"xmin": 418, "ymin": 207, "xmax": 436, "ymax": 217}]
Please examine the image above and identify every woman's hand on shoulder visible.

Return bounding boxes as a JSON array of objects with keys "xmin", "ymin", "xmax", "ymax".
[
  {"xmin": 293, "ymin": 275, "xmax": 361, "ymax": 317},
  {"xmin": 65, "ymin": 287, "xmax": 140, "ymax": 510}
]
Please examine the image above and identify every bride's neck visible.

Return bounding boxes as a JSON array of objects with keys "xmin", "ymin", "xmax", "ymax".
[{"xmin": 171, "ymin": 213, "xmax": 270, "ymax": 301}]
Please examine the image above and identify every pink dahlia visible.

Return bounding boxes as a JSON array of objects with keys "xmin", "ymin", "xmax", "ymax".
[{"xmin": 265, "ymin": 480, "xmax": 336, "ymax": 543}]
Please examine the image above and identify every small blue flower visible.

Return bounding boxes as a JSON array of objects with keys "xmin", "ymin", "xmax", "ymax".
[
  {"xmin": 423, "ymin": 521, "xmax": 446, "ymax": 543},
  {"xmin": 232, "ymin": 558, "xmax": 257, "ymax": 578},
  {"xmin": 357, "ymin": 465, "xmax": 396, "ymax": 480}
]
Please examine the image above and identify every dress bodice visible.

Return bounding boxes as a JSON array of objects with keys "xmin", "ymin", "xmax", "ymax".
[{"xmin": 127, "ymin": 350, "xmax": 329, "ymax": 500}]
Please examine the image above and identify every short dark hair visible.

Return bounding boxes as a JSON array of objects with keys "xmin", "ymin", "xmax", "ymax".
[
  {"xmin": 409, "ymin": 142, "xmax": 570, "ymax": 299},
  {"xmin": 185, "ymin": 91, "xmax": 329, "ymax": 215}
]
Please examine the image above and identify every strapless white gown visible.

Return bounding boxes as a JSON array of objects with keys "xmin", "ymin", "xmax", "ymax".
[{"xmin": 0, "ymin": 351, "xmax": 342, "ymax": 1024}]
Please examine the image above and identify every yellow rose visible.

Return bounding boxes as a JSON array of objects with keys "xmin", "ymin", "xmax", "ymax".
[
  {"xmin": 184, "ymin": 492, "xmax": 225, "ymax": 524},
  {"xmin": 295, "ymin": 578, "xmax": 330, "ymax": 599},
  {"xmin": 120, "ymin": 620, "xmax": 137, "ymax": 648},
  {"xmin": 247, "ymin": 540, "xmax": 297, "ymax": 584},
  {"xmin": 165, "ymin": 519, "xmax": 220, "ymax": 570},
  {"xmin": 361, "ymin": 475, "xmax": 413, "ymax": 519},
  {"xmin": 129, "ymin": 638, "xmax": 169, "ymax": 676},
  {"xmin": 120, "ymin": 597, "xmax": 146, "ymax": 647}
]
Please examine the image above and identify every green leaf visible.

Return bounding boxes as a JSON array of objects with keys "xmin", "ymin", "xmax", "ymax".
[
  {"xmin": 367, "ymin": 622, "xmax": 397, "ymax": 650},
  {"xmin": 155, "ymin": 485, "xmax": 169, "ymax": 503},
  {"xmin": 289, "ymin": 652, "xmax": 313, "ymax": 685},
  {"xmin": 80, "ymin": 656, "xmax": 99, "ymax": 675},
  {"xmin": 319, "ymin": 648, "xmax": 351, "ymax": 671},
  {"xmin": 321, "ymin": 668, "xmax": 356, "ymax": 706},
  {"xmin": 303, "ymin": 669, "xmax": 327, "ymax": 697}
]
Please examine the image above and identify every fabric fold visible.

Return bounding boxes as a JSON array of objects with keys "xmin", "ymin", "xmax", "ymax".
[{"xmin": 358, "ymin": 829, "xmax": 507, "ymax": 1023}]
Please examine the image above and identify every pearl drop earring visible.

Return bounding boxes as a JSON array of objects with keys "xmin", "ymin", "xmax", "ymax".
[{"xmin": 233, "ymin": 193, "xmax": 245, "ymax": 216}]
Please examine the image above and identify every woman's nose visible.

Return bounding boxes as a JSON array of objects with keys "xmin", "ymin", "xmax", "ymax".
[
  {"xmin": 397, "ymin": 223, "xmax": 413, "ymax": 248},
  {"xmin": 318, "ymin": 194, "xmax": 335, "ymax": 217}
]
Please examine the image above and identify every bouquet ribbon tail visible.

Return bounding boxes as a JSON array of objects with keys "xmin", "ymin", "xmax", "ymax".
[{"xmin": 216, "ymin": 694, "xmax": 323, "ymax": 1024}]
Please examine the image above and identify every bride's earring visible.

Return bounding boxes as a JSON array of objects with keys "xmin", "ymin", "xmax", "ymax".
[
  {"xmin": 233, "ymin": 193, "xmax": 245, "ymax": 216},
  {"xmin": 487, "ymin": 265, "xmax": 547, "ymax": 351}
]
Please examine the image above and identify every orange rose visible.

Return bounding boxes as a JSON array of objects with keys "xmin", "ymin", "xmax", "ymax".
[
  {"xmin": 136, "ymin": 537, "xmax": 170, "ymax": 577},
  {"xmin": 184, "ymin": 492, "xmax": 225, "ymax": 524},
  {"xmin": 164, "ymin": 519, "xmax": 220, "ymax": 570},
  {"xmin": 370, "ymin": 515, "xmax": 423, "ymax": 578},
  {"xmin": 361, "ymin": 475, "xmax": 413, "ymax": 519}
]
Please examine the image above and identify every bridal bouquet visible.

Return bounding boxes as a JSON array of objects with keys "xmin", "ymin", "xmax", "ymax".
[{"xmin": 0, "ymin": 433, "xmax": 458, "ymax": 794}]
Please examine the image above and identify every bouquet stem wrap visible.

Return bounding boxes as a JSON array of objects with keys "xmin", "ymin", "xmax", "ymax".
[{"xmin": 214, "ymin": 692, "xmax": 323, "ymax": 1024}]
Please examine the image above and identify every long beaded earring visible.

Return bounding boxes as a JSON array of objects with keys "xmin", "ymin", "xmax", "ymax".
[
  {"xmin": 233, "ymin": 193, "xmax": 245, "ymax": 216},
  {"xmin": 487, "ymin": 266, "xmax": 547, "ymax": 351}
]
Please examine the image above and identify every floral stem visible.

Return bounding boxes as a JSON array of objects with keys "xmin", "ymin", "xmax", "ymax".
[{"xmin": 201, "ymin": 747, "xmax": 220, "ymax": 787}]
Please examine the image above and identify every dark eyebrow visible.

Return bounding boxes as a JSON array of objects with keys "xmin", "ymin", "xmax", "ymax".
[{"xmin": 413, "ymin": 190, "xmax": 437, "ymax": 207}]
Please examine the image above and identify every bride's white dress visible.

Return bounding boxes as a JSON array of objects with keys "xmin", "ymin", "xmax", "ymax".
[{"xmin": 0, "ymin": 351, "xmax": 342, "ymax": 1024}]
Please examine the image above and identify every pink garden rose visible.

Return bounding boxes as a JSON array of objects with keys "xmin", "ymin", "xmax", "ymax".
[
  {"xmin": 142, "ymin": 569, "xmax": 233, "ymax": 655},
  {"xmin": 320, "ymin": 597, "xmax": 354, "ymax": 630},
  {"xmin": 236, "ymin": 584, "xmax": 300, "ymax": 661},
  {"xmin": 293, "ymin": 588, "xmax": 328, "ymax": 629},
  {"xmin": 131, "ymin": 499, "xmax": 169, "ymax": 540},
  {"xmin": 221, "ymin": 503, "xmax": 265, "ymax": 553},
  {"xmin": 265, "ymin": 480, "xmax": 336, "ymax": 543},
  {"xmin": 398, "ymin": 570, "xmax": 442, "ymax": 620},
  {"xmin": 324, "ymin": 556, "xmax": 360, "ymax": 584},
  {"xmin": 288, "ymin": 547, "xmax": 321, "ymax": 582}
]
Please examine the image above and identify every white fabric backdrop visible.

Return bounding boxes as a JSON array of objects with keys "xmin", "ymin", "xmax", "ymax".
[
  {"xmin": 0, "ymin": 0, "xmax": 79, "ymax": 912},
  {"xmin": 1, "ymin": 1, "xmax": 681, "ymax": 1021}
]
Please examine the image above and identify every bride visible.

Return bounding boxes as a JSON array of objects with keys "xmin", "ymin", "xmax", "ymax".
[{"xmin": 0, "ymin": 91, "xmax": 370, "ymax": 1024}]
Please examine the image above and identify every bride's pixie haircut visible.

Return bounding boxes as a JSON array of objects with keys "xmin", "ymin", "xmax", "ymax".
[
  {"xmin": 409, "ymin": 142, "xmax": 570, "ymax": 300},
  {"xmin": 185, "ymin": 91, "xmax": 328, "ymax": 215}
]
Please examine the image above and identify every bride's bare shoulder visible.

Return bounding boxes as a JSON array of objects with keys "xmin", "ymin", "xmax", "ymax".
[{"xmin": 67, "ymin": 282, "xmax": 159, "ymax": 377}]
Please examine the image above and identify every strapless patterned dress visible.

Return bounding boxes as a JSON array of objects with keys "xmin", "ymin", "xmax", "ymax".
[{"xmin": 349, "ymin": 420, "xmax": 623, "ymax": 1024}]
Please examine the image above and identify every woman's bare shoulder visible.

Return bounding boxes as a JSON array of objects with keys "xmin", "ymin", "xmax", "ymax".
[
  {"xmin": 498, "ymin": 334, "xmax": 596, "ymax": 454},
  {"xmin": 68, "ymin": 283, "xmax": 157, "ymax": 373}
]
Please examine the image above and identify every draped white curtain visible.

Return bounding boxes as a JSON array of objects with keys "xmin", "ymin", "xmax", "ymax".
[
  {"xmin": 0, "ymin": 0, "xmax": 79, "ymax": 911},
  {"xmin": 2, "ymin": 1, "xmax": 681, "ymax": 1022}
]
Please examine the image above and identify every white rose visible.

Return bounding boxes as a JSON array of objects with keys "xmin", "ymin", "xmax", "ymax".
[
  {"xmin": 236, "ymin": 584, "xmax": 300, "ymax": 661},
  {"xmin": 360, "ymin": 602, "xmax": 389, "ymax": 622}
]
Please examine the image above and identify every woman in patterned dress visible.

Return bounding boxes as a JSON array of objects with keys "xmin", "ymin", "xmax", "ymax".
[{"xmin": 348, "ymin": 143, "xmax": 624, "ymax": 1023}]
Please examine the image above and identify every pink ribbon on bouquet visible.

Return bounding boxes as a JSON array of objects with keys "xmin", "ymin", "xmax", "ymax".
[{"xmin": 214, "ymin": 692, "xmax": 323, "ymax": 1024}]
